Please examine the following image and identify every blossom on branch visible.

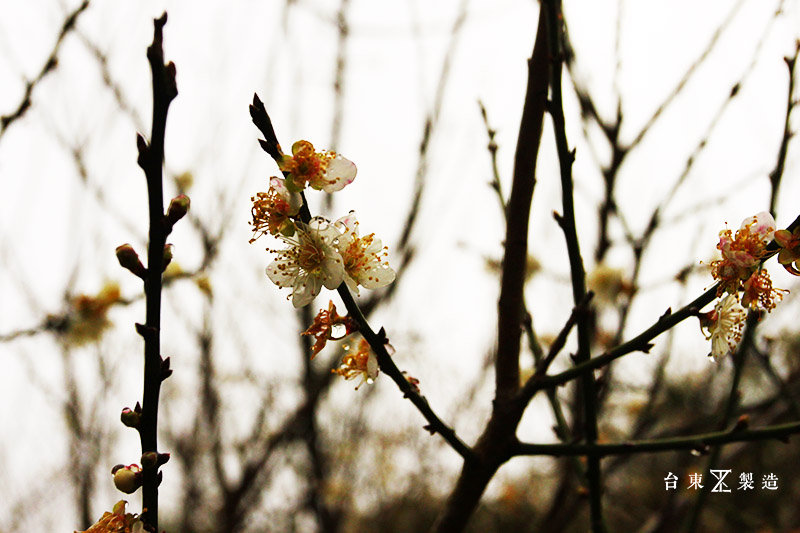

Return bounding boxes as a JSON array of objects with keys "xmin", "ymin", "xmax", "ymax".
[
  {"xmin": 279, "ymin": 140, "xmax": 356, "ymax": 193},
  {"xmin": 710, "ymin": 212, "xmax": 775, "ymax": 297},
  {"xmin": 333, "ymin": 212, "xmax": 396, "ymax": 295},
  {"xmin": 302, "ymin": 300, "xmax": 358, "ymax": 358},
  {"xmin": 741, "ymin": 270, "xmax": 786, "ymax": 311},
  {"xmin": 333, "ymin": 338, "xmax": 378, "ymax": 389},
  {"xmin": 75, "ymin": 500, "xmax": 143, "ymax": 533},
  {"xmin": 266, "ymin": 218, "xmax": 344, "ymax": 307},
  {"xmin": 700, "ymin": 295, "xmax": 746, "ymax": 361},
  {"xmin": 774, "ymin": 226, "xmax": 800, "ymax": 276},
  {"xmin": 250, "ymin": 177, "xmax": 301, "ymax": 239}
]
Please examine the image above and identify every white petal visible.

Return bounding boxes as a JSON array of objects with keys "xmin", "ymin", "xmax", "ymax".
[
  {"xmin": 741, "ymin": 211, "xmax": 775, "ymax": 242},
  {"xmin": 266, "ymin": 259, "xmax": 298, "ymax": 287},
  {"xmin": 334, "ymin": 231, "xmax": 356, "ymax": 255},
  {"xmin": 358, "ymin": 264, "xmax": 396, "ymax": 289},
  {"xmin": 306, "ymin": 217, "xmax": 341, "ymax": 245},
  {"xmin": 321, "ymin": 251, "xmax": 344, "ymax": 289},
  {"xmin": 323, "ymin": 156, "xmax": 357, "ymax": 192},
  {"xmin": 366, "ymin": 352, "xmax": 379, "ymax": 379},
  {"xmin": 291, "ymin": 274, "xmax": 322, "ymax": 307},
  {"xmin": 344, "ymin": 273, "xmax": 360, "ymax": 295},
  {"xmin": 334, "ymin": 211, "xmax": 358, "ymax": 234}
]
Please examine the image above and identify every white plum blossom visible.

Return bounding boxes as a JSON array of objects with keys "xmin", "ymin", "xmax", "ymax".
[
  {"xmin": 279, "ymin": 140, "xmax": 357, "ymax": 193},
  {"xmin": 266, "ymin": 217, "xmax": 344, "ymax": 307},
  {"xmin": 704, "ymin": 295, "xmax": 746, "ymax": 361},
  {"xmin": 319, "ymin": 154, "xmax": 357, "ymax": 192},
  {"xmin": 250, "ymin": 176, "xmax": 302, "ymax": 239},
  {"xmin": 333, "ymin": 211, "xmax": 396, "ymax": 295}
]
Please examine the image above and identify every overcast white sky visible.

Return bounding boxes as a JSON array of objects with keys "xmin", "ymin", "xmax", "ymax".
[{"xmin": 1, "ymin": 0, "xmax": 800, "ymax": 529}]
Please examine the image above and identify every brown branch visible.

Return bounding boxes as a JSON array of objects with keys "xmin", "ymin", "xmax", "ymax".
[
  {"xmin": 134, "ymin": 13, "xmax": 178, "ymax": 531},
  {"xmin": 768, "ymin": 40, "xmax": 799, "ymax": 214},
  {"xmin": 521, "ymin": 286, "xmax": 716, "ymax": 400},
  {"xmin": 249, "ymin": 93, "xmax": 473, "ymax": 460},
  {"xmin": 513, "ymin": 420, "xmax": 800, "ymax": 457},
  {"xmin": 545, "ymin": 1, "xmax": 605, "ymax": 529},
  {"xmin": 431, "ymin": 9, "xmax": 549, "ymax": 532}
]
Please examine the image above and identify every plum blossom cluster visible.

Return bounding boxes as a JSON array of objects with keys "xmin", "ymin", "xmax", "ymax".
[
  {"xmin": 250, "ymin": 141, "xmax": 396, "ymax": 387},
  {"xmin": 251, "ymin": 141, "xmax": 395, "ymax": 308},
  {"xmin": 701, "ymin": 212, "xmax": 796, "ymax": 360}
]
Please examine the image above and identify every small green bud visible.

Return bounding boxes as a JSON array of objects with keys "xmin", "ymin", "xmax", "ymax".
[
  {"xmin": 162, "ymin": 244, "xmax": 174, "ymax": 272},
  {"xmin": 116, "ymin": 244, "xmax": 146, "ymax": 279},
  {"xmin": 120, "ymin": 407, "xmax": 140, "ymax": 428},
  {"xmin": 141, "ymin": 452, "xmax": 158, "ymax": 469},
  {"xmin": 166, "ymin": 194, "xmax": 190, "ymax": 226}
]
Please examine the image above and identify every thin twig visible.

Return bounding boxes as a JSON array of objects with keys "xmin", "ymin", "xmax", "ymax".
[
  {"xmin": 0, "ymin": 0, "xmax": 90, "ymax": 140},
  {"xmin": 768, "ymin": 40, "xmax": 799, "ymax": 214},
  {"xmin": 513, "ymin": 420, "xmax": 800, "ymax": 457},
  {"xmin": 544, "ymin": 1, "xmax": 605, "ymax": 529}
]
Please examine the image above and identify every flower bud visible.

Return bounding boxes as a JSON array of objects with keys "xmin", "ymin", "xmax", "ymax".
[
  {"xmin": 166, "ymin": 194, "xmax": 190, "ymax": 226},
  {"xmin": 116, "ymin": 244, "xmax": 146, "ymax": 279},
  {"xmin": 112, "ymin": 464, "xmax": 142, "ymax": 494},
  {"xmin": 141, "ymin": 452, "xmax": 158, "ymax": 469},
  {"xmin": 162, "ymin": 244, "xmax": 174, "ymax": 272},
  {"xmin": 120, "ymin": 407, "xmax": 140, "ymax": 429}
]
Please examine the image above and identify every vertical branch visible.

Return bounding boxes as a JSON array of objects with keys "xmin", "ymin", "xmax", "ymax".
[
  {"xmin": 431, "ymin": 10, "xmax": 549, "ymax": 532},
  {"xmin": 495, "ymin": 8, "xmax": 549, "ymax": 403},
  {"xmin": 543, "ymin": 0, "xmax": 605, "ymax": 530},
  {"xmin": 768, "ymin": 41, "xmax": 799, "ymax": 215},
  {"xmin": 135, "ymin": 13, "xmax": 178, "ymax": 530}
]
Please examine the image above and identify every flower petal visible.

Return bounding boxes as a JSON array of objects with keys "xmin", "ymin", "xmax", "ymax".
[
  {"xmin": 323, "ymin": 155, "xmax": 357, "ymax": 192},
  {"xmin": 357, "ymin": 264, "xmax": 396, "ymax": 289},
  {"xmin": 266, "ymin": 259, "xmax": 298, "ymax": 287}
]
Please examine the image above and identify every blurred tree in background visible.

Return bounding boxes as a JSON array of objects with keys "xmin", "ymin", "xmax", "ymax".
[{"xmin": 1, "ymin": 1, "xmax": 800, "ymax": 532}]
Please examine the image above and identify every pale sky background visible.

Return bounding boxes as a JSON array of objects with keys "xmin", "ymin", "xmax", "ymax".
[{"xmin": 1, "ymin": 0, "xmax": 800, "ymax": 529}]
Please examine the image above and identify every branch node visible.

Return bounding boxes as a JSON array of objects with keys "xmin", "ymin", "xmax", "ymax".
[{"xmin": 136, "ymin": 133, "xmax": 148, "ymax": 167}]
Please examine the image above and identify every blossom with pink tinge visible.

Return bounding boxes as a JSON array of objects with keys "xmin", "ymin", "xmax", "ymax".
[{"xmin": 279, "ymin": 140, "xmax": 356, "ymax": 193}]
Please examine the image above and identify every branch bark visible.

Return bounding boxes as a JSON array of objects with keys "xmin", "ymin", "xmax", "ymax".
[
  {"xmin": 135, "ymin": 13, "xmax": 178, "ymax": 531},
  {"xmin": 431, "ymin": 9, "xmax": 549, "ymax": 531}
]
